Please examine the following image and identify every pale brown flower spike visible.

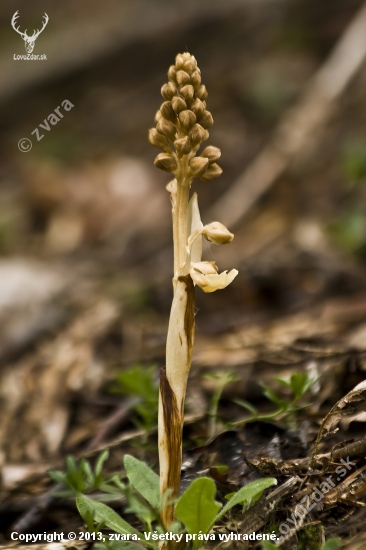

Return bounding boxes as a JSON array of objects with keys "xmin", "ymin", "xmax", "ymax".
[
  {"xmin": 149, "ymin": 52, "xmax": 221, "ymax": 185},
  {"xmin": 149, "ymin": 53, "xmax": 238, "ymax": 531}
]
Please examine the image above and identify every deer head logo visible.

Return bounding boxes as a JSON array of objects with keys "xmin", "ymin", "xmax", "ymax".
[{"xmin": 11, "ymin": 11, "xmax": 49, "ymax": 54}]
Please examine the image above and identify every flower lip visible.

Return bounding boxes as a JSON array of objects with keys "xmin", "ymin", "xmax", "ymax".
[
  {"xmin": 191, "ymin": 261, "xmax": 218, "ymax": 275},
  {"xmin": 190, "ymin": 267, "xmax": 239, "ymax": 293}
]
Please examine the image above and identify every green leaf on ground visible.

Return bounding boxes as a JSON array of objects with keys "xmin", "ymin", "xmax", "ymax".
[
  {"xmin": 217, "ymin": 478, "xmax": 277, "ymax": 521},
  {"xmin": 321, "ymin": 539, "xmax": 342, "ymax": 550},
  {"xmin": 124, "ymin": 455, "xmax": 160, "ymax": 508},
  {"xmin": 76, "ymin": 494, "xmax": 140, "ymax": 538},
  {"xmin": 175, "ymin": 477, "xmax": 221, "ymax": 549},
  {"xmin": 261, "ymin": 542, "xmax": 278, "ymax": 549}
]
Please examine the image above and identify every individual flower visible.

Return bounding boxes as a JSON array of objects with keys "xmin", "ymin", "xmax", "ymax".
[
  {"xmin": 202, "ymin": 222, "xmax": 234, "ymax": 244},
  {"xmin": 184, "ymin": 195, "xmax": 238, "ymax": 293},
  {"xmin": 190, "ymin": 261, "xmax": 238, "ymax": 293}
]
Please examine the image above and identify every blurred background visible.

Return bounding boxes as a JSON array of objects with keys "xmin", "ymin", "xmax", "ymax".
[{"xmin": 1, "ymin": 0, "xmax": 366, "ymax": 541}]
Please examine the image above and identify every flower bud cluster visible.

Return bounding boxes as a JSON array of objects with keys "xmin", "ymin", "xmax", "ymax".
[{"xmin": 149, "ymin": 53, "xmax": 222, "ymax": 182}]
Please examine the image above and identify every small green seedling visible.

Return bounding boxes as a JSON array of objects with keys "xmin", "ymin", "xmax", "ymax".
[
  {"xmin": 175, "ymin": 476, "xmax": 276, "ymax": 549},
  {"xmin": 320, "ymin": 538, "xmax": 342, "ymax": 550},
  {"xmin": 341, "ymin": 139, "xmax": 366, "ymax": 185},
  {"xmin": 204, "ymin": 370, "xmax": 238, "ymax": 439},
  {"xmin": 73, "ymin": 454, "xmax": 276, "ymax": 550},
  {"xmin": 49, "ymin": 451, "xmax": 113, "ymax": 498},
  {"xmin": 330, "ymin": 210, "xmax": 366, "ymax": 255},
  {"xmin": 113, "ymin": 364, "xmax": 159, "ymax": 430},
  {"xmin": 52, "ymin": 454, "xmax": 172, "ymax": 541},
  {"xmin": 261, "ymin": 541, "xmax": 278, "ymax": 549},
  {"xmin": 234, "ymin": 372, "xmax": 317, "ymax": 428},
  {"xmin": 52, "ymin": 454, "xmax": 276, "ymax": 548}
]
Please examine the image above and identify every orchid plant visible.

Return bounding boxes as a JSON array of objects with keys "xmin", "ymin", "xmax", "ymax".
[
  {"xmin": 51, "ymin": 54, "xmax": 279, "ymax": 549},
  {"xmin": 149, "ymin": 52, "xmax": 238, "ymax": 528}
]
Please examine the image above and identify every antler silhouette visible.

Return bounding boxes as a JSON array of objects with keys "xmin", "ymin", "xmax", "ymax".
[
  {"xmin": 32, "ymin": 13, "xmax": 49, "ymax": 40},
  {"xmin": 11, "ymin": 11, "xmax": 49, "ymax": 41},
  {"xmin": 11, "ymin": 11, "xmax": 27, "ymax": 39}
]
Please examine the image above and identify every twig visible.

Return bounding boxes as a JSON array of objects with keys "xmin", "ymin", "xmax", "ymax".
[
  {"xmin": 11, "ymin": 484, "xmax": 63, "ymax": 534},
  {"xmin": 83, "ymin": 411, "xmax": 204, "ymax": 459},
  {"xmin": 86, "ymin": 397, "xmax": 141, "ymax": 450},
  {"xmin": 331, "ymin": 438, "xmax": 366, "ymax": 461},
  {"xmin": 208, "ymin": 1, "xmax": 366, "ymax": 228}
]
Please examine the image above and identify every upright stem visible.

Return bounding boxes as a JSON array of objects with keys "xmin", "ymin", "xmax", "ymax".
[
  {"xmin": 173, "ymin": 151, "xmax": 190, "ymax": 275},
  {"xmin": 159, "ymin": 154, "xmax": 195, "ymax": 529}
]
